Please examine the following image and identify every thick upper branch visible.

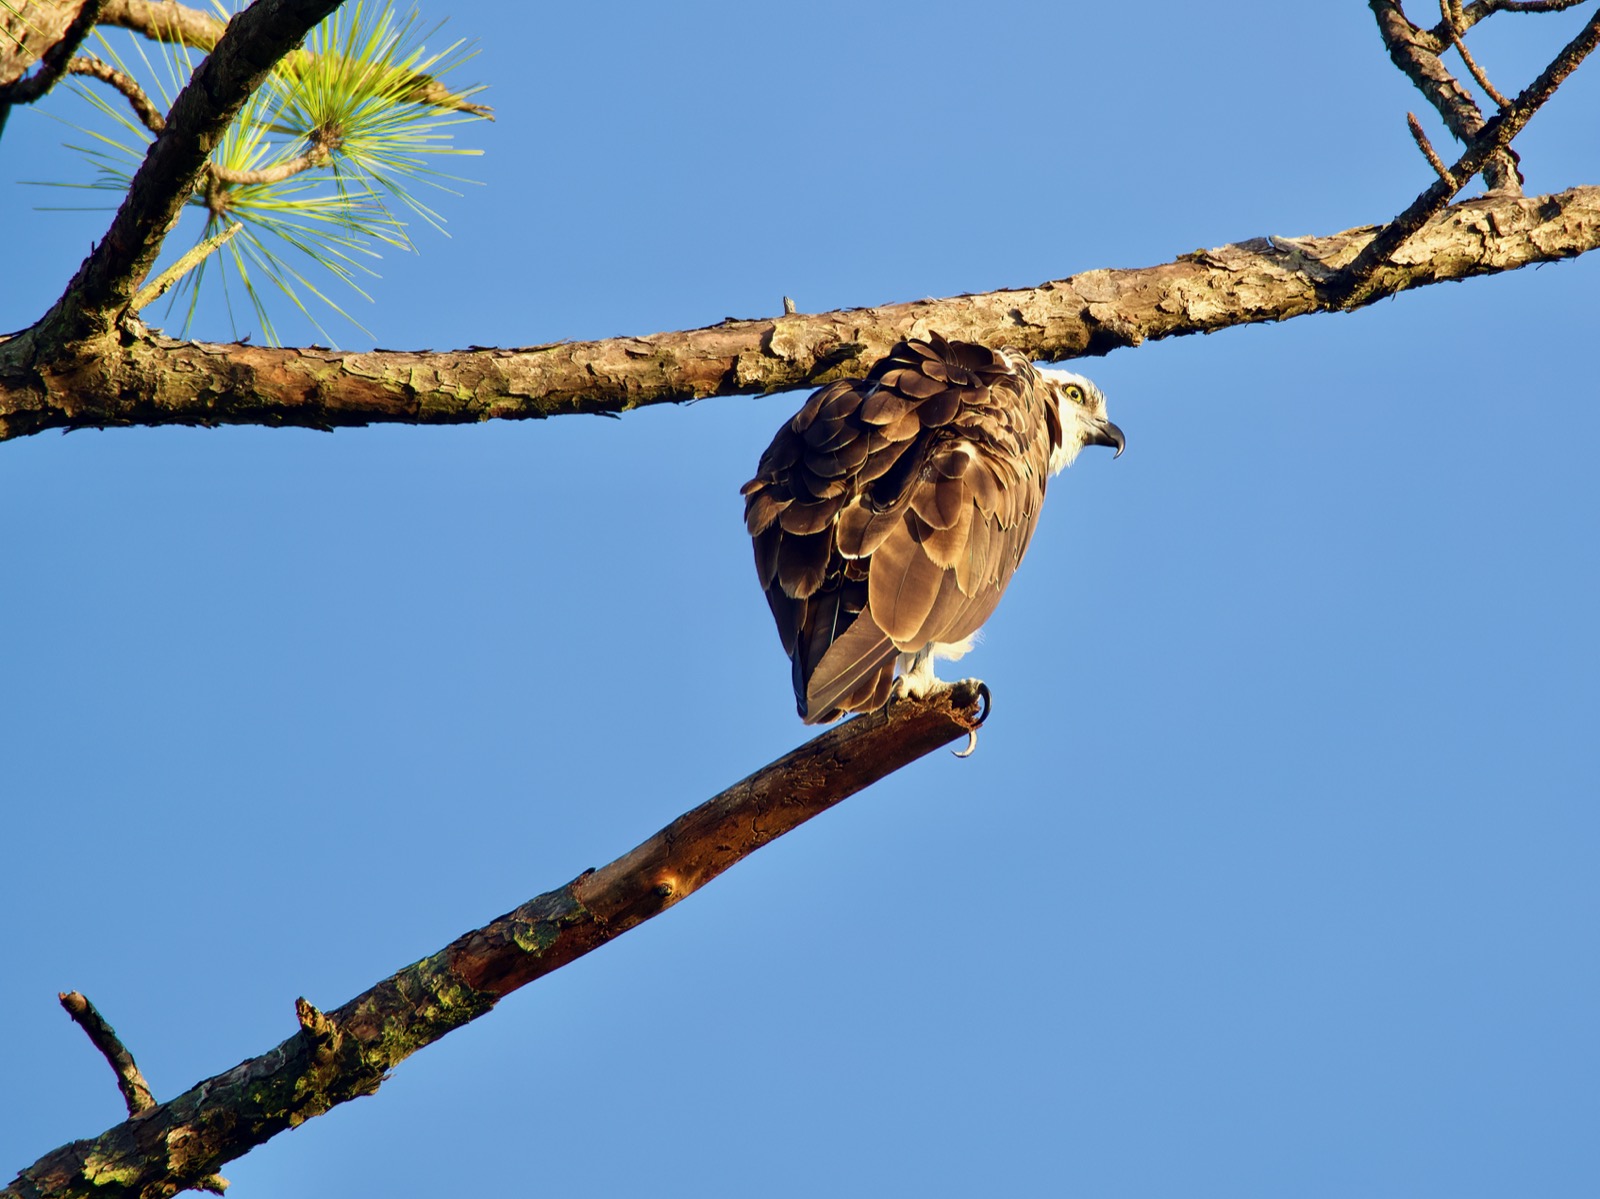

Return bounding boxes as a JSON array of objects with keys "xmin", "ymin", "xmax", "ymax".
[
  {"xmin": 4, "ymin": 684, "xmax": 986, "ymax": 1199},
  {"xmin": 5, "ymin": 186, "xmax": 1599, "ymax": 443}
]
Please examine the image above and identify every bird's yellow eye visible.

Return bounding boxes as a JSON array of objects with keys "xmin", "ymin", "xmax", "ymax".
[{"xmin": 1065, "ymin": 384, "xmax": 1085, "ymax": 404}]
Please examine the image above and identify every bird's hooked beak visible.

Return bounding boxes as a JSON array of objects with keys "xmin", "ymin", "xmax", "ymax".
[{"xmin": 1086, "ymin": 419, "xmax": 1126, "ymax": 458}]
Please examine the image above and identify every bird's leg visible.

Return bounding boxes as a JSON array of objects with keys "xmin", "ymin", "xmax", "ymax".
[{"xmin": 891, "ymin": 648, "xmax": 944, "ymax": 701}]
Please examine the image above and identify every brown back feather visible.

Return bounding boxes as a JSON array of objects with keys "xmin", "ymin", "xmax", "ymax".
[{"xmin": 742, "ymin": 334, "xmax": 1062, "ymax": 723}]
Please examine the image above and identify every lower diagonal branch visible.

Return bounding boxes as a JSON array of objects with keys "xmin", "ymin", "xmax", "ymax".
[{"xmin": 5, "ymin": 684, "xmax": 986, "ymax": 1199}]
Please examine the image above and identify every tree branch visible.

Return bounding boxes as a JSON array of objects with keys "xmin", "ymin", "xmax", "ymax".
[
  {"xmin": 56, "ymin": 992, "xmax": 156, "ymax": 1116},
  {"xmin": 66, "ymin": 53, "xmax": 165, "ymax": 131},
  {"xmin": 129, "ymin": 221, "xmax": 241, "ymax": 310},
  {"xmin": 39, "ymin": 0, "xmax": 345, "ymax": 345},
  {"xmin": 96, "ymin": 0, "xmax": 493, "ymax": 115},
  {"xmin": 1369, "ymin": 0, "xmax": 1520, "ymax": 191},
  {"xmin": 1440, "ymin": 0, "xmax": 1513, "ymax": 107},
  {"xmin": 1406, "ymin": 111, "xmax": 1457, "ymax": 183},
  {"xmin": 4, "ymin": 684, "xmax": 988, "ymax": 1199},
  {"xmin": 1329, "ymin": 12, "xmax": 1600, "ymax": 307},
  {"xmin": 1422, "ymin": 0, "xmax": 1589, "ymax": 44},
  {"xmin": 96, "ymin": 0, "xmax": 226, "ymax": 51},
  {"xmin": 5, "ymin": 185, "xmax": 1600, "ymax": 443},
  {"xmin": 0, "ymin": 0, "xmax": 104, "ymax": 136}
]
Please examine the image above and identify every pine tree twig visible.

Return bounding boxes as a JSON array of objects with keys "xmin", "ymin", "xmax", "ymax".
[
  {"xmin": 56, "ymin": 991, "xmax": 156, "ymax": 1116},
  {"xmin": 5, "ymin": 684, "xmax": 987, "ymax": 1199},
  {"xmin": 67, "ymin": 54, "xmax": 165, "ymax": 131},
  {"xmin": 39, "ymin": 0, "xmax": 345, "ymax": 345},
  {"xmin": 1407, "ymin": 111, "xmax": 1457, "ymax": 183},
  {"xmin": 59, "ymin": 54, "xmax": 337, "ymax": 193},
  {"xmin": 1331, "ymin": 7, "xmax": 1600, "ymax": 309},
  {"xmin": 1441, "ymin": 0, "xmax": 1513, "ymax": 107},
  {"xmin": 129, "ymin": 221, "xmax": 242, "ymax": 311},
  {"xmin": 209, "ymin": 145, "xmax": 330, "ymax": 187}
]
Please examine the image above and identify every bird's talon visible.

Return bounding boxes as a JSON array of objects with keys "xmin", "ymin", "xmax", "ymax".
[{"xmin": 950, "ymin": 680, "xmax": 990, "ymax": 757}]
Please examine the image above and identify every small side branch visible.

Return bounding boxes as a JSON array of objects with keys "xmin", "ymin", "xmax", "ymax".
[
  {"xmin": 129, "ymin": 221, "xmax": 242, "ymax": 311},
  {"xmin": 57, "ymin": 991, "xmax": 155, "ymax": 1116},
  {"xmin": 210, "ymin": 146, "xmax": 330, "ymax": 187},
  {"xmin": 1407, "ymin": 111, "xmax": 1457, "ymax": 184},
  {"xmin": 67, "ymin": 55, "xmax": 166, "ymax": 133},
  {"xmin": 1440, "ymin": 0, "xmax": 1514, "ymax": 107}
]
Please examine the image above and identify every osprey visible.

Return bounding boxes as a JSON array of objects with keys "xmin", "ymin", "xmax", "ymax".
[{"xmin": 742, "ymin": 334, "xmax": 1123, "ymax": 723}]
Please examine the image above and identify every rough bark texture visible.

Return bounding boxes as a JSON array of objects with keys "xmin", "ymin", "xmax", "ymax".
[
  {"xmin": 1371, "ymin": 0, "xmax": 1522, "ymax": 190},
  {"xmin": 4, "ymin": 683, "xmax": 986, "ymax": 1199},
  {"xmin": 4, "ymin": 185, "xmax": 1598, "ymax": 443},
  {"xmin": 0, "ymin": 0, "xmax": 87, "ymax": 86},
  {"xmin": 1330, "ymin": 15, "xmax": 1600, "ymax": 307}
]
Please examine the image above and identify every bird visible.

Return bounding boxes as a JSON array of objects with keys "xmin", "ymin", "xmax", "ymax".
[{"xmin": 742, "ymin": 334, "xmax": 1123, "ymax": 724}]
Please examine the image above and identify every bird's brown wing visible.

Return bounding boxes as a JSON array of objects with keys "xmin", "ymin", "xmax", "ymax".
[{"xmin": 743, "ymin": 335, "xmax": 1058, "ymax": 723}]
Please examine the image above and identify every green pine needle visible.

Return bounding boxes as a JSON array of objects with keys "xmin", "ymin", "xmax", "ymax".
[{"xmin": 30, "ymin": 1, "xmax": 486, "ymax": 346}]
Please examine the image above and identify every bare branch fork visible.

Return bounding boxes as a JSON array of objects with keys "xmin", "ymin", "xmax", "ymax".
[
  {"xmin": 1331, "ymin": 1, "xmax": 1600, "ymax": 307},
  {"xmin": 7, "ymin": 684, "xmax": 988, "ymax": 1199}
]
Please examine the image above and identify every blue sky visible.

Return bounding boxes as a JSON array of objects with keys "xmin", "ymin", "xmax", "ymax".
[{"xmin": 3, "ymin": 3, "xmax": 1597, "ymax": 1196}]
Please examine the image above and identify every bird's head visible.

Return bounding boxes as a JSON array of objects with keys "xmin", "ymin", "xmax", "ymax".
[{"xmin": 1038, "ymin": 368, "xmax": 1124, "ymax": 474}]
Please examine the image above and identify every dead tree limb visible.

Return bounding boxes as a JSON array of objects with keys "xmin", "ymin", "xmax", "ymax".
[
  {"xmin": 5, "ymin": 185, "xmax": 1599, "ymax": 444},
  {"xmin": 5, "ymin": 683, "xmax": 987, "ymax": 1199},
  {"xmin": 1371, "ymin": 0, "xmax": 1520, "ymax": 190},
  {"xmin": 1330, "ymin": 11, "xmax": 1600, "ymax": 307}
]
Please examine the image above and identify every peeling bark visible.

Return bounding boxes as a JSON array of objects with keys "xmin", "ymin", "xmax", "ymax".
[
  {"xmin": 5, "ymin": 185, "xmax": 1599, "ymax": 443},
  {"xmin": 4, "ymin": 684, "xmax": 986, "ymax": 1199}
]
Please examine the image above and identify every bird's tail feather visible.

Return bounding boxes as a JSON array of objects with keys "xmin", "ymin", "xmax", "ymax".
[{"xmin": 802, "ymin": 612, "xmax": 896, "ymax": 723}]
